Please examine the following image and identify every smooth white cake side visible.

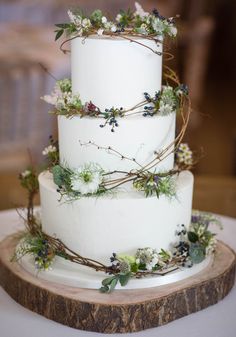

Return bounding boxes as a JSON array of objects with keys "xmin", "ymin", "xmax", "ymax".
[
  {"xmin": 58, "ymin": 113, "xmax": 176, "ymax": 172},
  {"xmin": 71, "ymin": 36, "xmax": 163, "ymax": 110},
  {"xmin": 39, "ymin": 170, "xmax": 194, "ymax": 265}
]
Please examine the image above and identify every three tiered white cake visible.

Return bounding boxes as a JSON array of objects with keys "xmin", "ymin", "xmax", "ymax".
[
  {"xmin": 17, "ymin": 4, "xmax": 219, "ymax": 291},
  {"xmin": 39, "ymin": 35, "xmax": 194, "ymax": 265}
]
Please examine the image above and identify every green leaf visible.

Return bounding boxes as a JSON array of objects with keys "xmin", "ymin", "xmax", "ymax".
[
  {"xmin": 55, "ymin": 23, "xmax": 70, "ymax": 28},
  {"xmin": 52, "ymin": 165, "xmax": 65, "ymax": 186},
  {"xmin": 100, "ymin": 285, "xmax": 109, "ymax": 293},
  {"xmin": 119, "ymin": 272, "xmax": 131, "ymax": 287},
  {"xmin": 188, "ymin": 231, "xmax": 199, "ymax": 243},
  {"xmin": 131, "ymin": 263, "xmax": 139, "ymax": 273},
  {"xmin": 189, "ymin": 243, "xmax": 205, "ymax": 264},
  {"xmin": 102, "ymin": 276, "xmax": 116, "ymax": 286},
  {"xmin": 109, "ymin": 278, "xmax": 118, "ymax": 292},
  {"xmin": 55, "ymin": 29, "xmax": 64, "ymax": 41}
]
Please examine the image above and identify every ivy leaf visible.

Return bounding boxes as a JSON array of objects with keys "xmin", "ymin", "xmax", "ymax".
[
  {"xmin": 119, "ymin": 272, "xmax": 131, "ymax": 287},
  {"xmin": 52, "ymin": 165, "xmax": 65, "ymax": 186},
  {"xmin": 101, "ymin": 276, "xmax": 119, "ymax": 292},
  {"xmin": 55, "ymin": 29, "xmax": 64, "ymax": 41},
  {"xmin": 188, "ymin": 231, "xmax": 199, "ymax": 243},
  {"xmin": 189, "ymin": 243, "xmax": 205, "ymax": 264},
  {"xmin": 55, "ymin": 23, "xmax": 71, "ymax": 29},
  {"xmin": 100, "ymin": 285, "xmax": 109, "ymax": 293},
  {"xmin": 101, "ymin": 276, "xmax": 117, "ymax": 286},
  {"xmin": 109, "ymin": 278, "xmax": 118, "ymax": 292}
]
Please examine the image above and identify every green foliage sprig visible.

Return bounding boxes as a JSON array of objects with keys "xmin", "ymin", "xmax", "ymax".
[
  {"xmin": 55, "ymin": 4, "xmax": 178, "ymax": 45},
  {"xmin": 42, "ymin": 79, "xmax": 188, "ymax": 131}
]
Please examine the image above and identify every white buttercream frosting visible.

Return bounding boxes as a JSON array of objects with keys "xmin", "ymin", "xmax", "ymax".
[
  {"xmin": 39, "ymin": 170, "xmax": 194, "ymax": 265},
  {"xmin": 71, "ymin": 36, "xmax": 163, "ymax": 110}
]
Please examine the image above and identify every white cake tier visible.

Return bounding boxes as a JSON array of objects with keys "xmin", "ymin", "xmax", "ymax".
[
  {"xmin": 71, "ymin": 36, "xmax": 163, "ymax": 110},
  {"xmin": 58, "ymin": 113, "xmax": 176, "ymax": 173},
  {"xmin": 39, "ymin": 170, "xmax": 194, "ymax": 265}
]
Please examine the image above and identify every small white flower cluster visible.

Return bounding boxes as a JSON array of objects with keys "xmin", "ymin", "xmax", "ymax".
[
  {"xmin": 134, "ymin": 2, "xmax": 149, "ymax": 18},
  {"xmin": 99, "ymin": 16, "xmax": 117, "ymax": 35},
  {"xmin": 158, "ymin": 86, "xmax": 176, "ymax": 115},
  {"xmin": 42, "ymin": 145, "xmax": 57, "ymax": 156},
  {"xmin": 68, "ymin": 10, "xmax": 117, "ymax": 36},
  {"xmin": 206, "ymin": 236, "xmax": 217, "ymax": 255},
  {"xmin": 15, "ymin": 242, "xmax": 31, "ymax": 260},
  {"xmin": 70, "ymin": 163, "xmax": 103, "ymax": 195},
  {"xmin": 133, "ymin": 3, "xmax": 177, "ymax": 37},
  {"xmin": 42, "ymin": 80, "xmax": 81, "ymax": 112},
  {"xmin": 68, "ymin": 10, "xmax": 91, "ymax": 36},
  {"xmin": 152, "ymin": 16, "xmax": 177, "ymax": 37},
  {"xmin": 176, "ymin": 143, "xmax": 193, "ymax": 166},
  {"xmin": 35, "ymin": 258, "xmax": 53, "ymax": 271},
  {"xmin": 21, "ymin": 169, "xmax": 31, "ymax": 178},
  {"xmin": 136, "ymin": 247, "xmax": 159, "ymax": 271}
]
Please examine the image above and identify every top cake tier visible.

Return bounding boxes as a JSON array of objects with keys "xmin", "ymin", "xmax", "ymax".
[{"xmin": 71, "ymin": 36, "xmax": 163, "ymax": 110}]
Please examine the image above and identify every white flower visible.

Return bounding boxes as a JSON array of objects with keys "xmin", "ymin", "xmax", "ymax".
[
  {"xmin": 116, "ymin": 14, "xmax": 122, "ymax": 22},
  {"xmin": 82, "ymin": 18, "xmax": 91, "ymax": 29},
  {"xmin": 158, "ymin": 103, "xmax": 173, "ymax": 115},
  {"xmin": 70, "ymin": 163, "xmax": 103, "ymax": 195},
  {"xmin": 104, "ymin": 21, "xmax": 112, "ymax": 30},
  {"xmin": 206, "ymin": 237, "xmax": 217, "ymax": 255},
  {"xmin": 136, "ymin": 23, "xmax": 149, "ymax": 35},
  {"xmin": 136, "ymin": 247, "xmax": 159, "ymax": 270},
  {"xmin": 41, "ymin": 94, "xmax": 58, "ymax": 106},
  {"xmin": 146, "ymin": 255, "xmax": 159, "ymax": 270},
  {"xmin": 41, "ymin": 81, "xmax": 65, "ymax": 106},
  {"xmin": 169, "ymin": 25, "xmax": 177, "ymax": 37},
  {"xmin": 110, "ymin": 25, "xmax": 117, "ymax": 33},
  {"xmin": 152, "ymin": 17, "xmax": 165, "ymax": 34},
  {"xmin": 134, "ymin": 2, "xmax": 149, "ymax": 18},
  {"xmin": 97, "ymin": 28, "xmax": 104, "ymax": 36},
  {"xmin": 21, "ymin": 170, "xmax": 31, "ymax": 178},
  {"xmin": 67, "ymin": 10, "xmax": 82, "ymax": 26},
  {"xmin": 162, "ymin": 85, "xmax": 174, "ymax": 95},
  {"xmin": 177, "ymin": 143, "xmax": 193, "ymax": 165},
  {"xmin": 101, "ymin": 16, "xmax": 107, "ymax": 24},
  {"xmin": 42, "ymin": 145, "xmax": 57, "ymax": 156}
]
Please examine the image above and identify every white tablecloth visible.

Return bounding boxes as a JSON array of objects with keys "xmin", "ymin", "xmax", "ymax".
[{"xmin": 0, "ymin": 209, "xmax": 236, "ymax": 337}]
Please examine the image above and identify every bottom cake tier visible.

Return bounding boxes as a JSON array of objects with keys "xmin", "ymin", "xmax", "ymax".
[{"xmin": 39, "ymin": 170, "xmax": 194, "ymax": 265}]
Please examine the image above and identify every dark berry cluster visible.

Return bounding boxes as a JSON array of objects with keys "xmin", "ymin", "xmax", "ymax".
[
  {"xmin": 34, "ymin": 239, "xmax": 53, "ymax": 269},
  {"xmin": 178, "ymin": 84, "xmax": 189, "ymax": 95},
  {"xmin": 110, "ymin": 252, "xmax": 117, "ymax": 263},
  {"xmin": 116, "ymin": 23, "xmax": 125, "ymax": 33},
  {"xmin": 143, "ymin": 91, "xmax": 160, "ymax": 117},
  {"xmin": 152, "ymin": 9, "xmax": 165, "ymax": 21},
  {"xmin": 100, "ymin": 107, "xmax": 123, "ymax": 132}
]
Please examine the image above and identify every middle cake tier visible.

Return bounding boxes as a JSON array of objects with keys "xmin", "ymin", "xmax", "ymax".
[{"xmin": 58, "ymin": 113, "xmax": 176, "ymax": 172}]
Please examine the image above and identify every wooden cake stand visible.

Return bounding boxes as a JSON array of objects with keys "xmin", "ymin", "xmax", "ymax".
[{"xmin": 0, "ymin": 233, "xmax": 235, "ymax": 334}]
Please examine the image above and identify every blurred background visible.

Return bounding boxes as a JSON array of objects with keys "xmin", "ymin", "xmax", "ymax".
[{"xmin": 0, "ymin": 0, "xmax": 236, "ymax": 216}]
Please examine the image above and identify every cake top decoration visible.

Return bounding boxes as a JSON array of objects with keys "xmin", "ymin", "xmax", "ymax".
[{"xmin": 55, "ymin": 2, "xmax": 178, "ymax": 42}]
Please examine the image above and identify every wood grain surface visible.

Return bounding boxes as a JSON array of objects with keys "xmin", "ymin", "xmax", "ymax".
[{"xmin": 0, "ymin": 233, "xmax": 235, "ymax": 333}]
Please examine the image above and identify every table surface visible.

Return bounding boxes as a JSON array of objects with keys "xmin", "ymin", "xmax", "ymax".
[{"xmin": 0, "ymin": 209, "xmax": 236, "ymax": 337}]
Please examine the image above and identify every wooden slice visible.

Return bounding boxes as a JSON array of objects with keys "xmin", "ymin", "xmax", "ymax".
[{"xmin": 0, "ymin": 233, "xmax": 235, "ymax": 333}]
